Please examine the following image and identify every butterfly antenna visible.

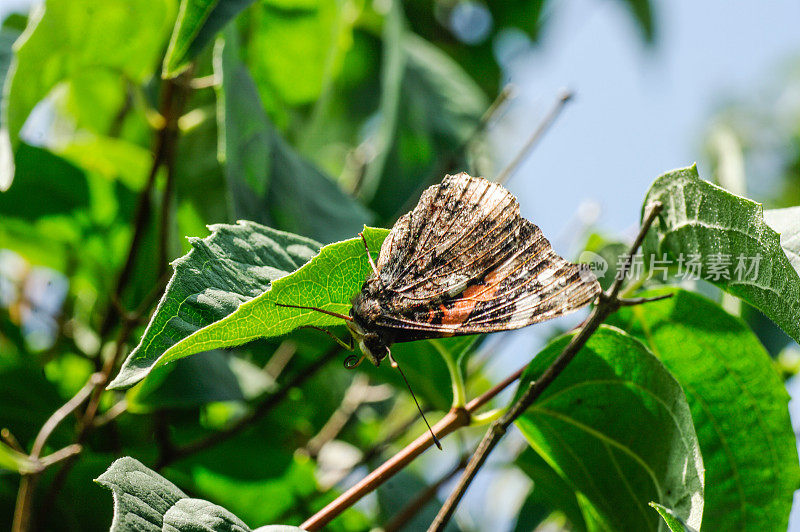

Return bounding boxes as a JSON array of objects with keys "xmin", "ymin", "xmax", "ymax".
[
  {"xmin": 275, "ymin": 302, "xmax": 353, "ymax": 322},
  {"xmin": 359, "ymin": 232, "xmax": 385, "ymax": 287},
  {"xmin": 388, "ymin": 350, "xmax": 443, "ymax": 450}
]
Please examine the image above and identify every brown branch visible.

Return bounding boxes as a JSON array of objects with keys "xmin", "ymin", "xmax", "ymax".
[
  {"xmin": 427, "ymin": 201, "xmax": 664, "ymax": 531},
  {"xmin": 300, "ymin": 358, "xmax": 529, "ymax": 531},
  {"xmin": 99, "ymin": 75, "xmax": 187, "ymax": 337},
  {"xmin": 22, "ymin": 73, "xmax": 192, "ymax": 529},
  {"xmin": 155, "ymin": 345, "xmax": 342, "ymax": 469}
]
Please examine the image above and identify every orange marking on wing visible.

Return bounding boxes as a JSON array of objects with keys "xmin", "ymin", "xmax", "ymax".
[{"xmin": 440, "ymin": 272, "xmax": 503, "ymax": 325}]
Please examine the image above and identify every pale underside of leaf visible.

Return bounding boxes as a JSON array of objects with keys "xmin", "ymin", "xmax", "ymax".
[{"xmin": 642, "ymin": 165, "xmax": 800, "ymax": 343}]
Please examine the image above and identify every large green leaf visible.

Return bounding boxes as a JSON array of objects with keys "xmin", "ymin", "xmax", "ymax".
[
  {"xmin": 1, "ymin": 0, "xmax": 174, "ymax": 181},
  {"xmin": 515, "ymin": 326, "xmax": 704, "ymax": 531},
  {"xmin": 126, "ymin": 350, "xmax": 245, "ymax": 410},
  {"xmin": 95, "ymin": 456, "xmax": 187, "ymax": 531},
  {"xmin": 109, "ymin": 223, "xmax": 389, "ymax": 389},
  {"xmin": 609, "ymin": 288, "xmax": 799, "ymax": 531},
  {"xmin": 514, "ymin": 448, "xmax": 587, "ymax": 532},
  {"xmin": 215, "ymin": 29, "xmax": 372, "ymax": 243},
  {"xmin": 367, "ymin": 32, "xmax": 487, "ymax": 218},
  {"xmin": 246, "ymin": 0, "xmax": 352, "ymax": 106},
  {"xmin": 642, "ymin": 165, "xmax": 800, "ymax": 343},
  {"xmin": 163, "ymin": 0, "xmax": 254, "ymax": 78},
  {"xmin": 0, "ymin": 143, "xmax": 89, "ymax": 219}
]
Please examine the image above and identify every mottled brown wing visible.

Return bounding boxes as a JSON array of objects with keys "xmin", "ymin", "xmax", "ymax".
[{"xmin": 372, "ymin": 174, "xmax": 600, "ymax": 335}]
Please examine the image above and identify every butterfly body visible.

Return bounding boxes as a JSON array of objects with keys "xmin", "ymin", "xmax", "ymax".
[{"xmin": 347, "ymin": 173, "xmax": 601, "ymax": 367}]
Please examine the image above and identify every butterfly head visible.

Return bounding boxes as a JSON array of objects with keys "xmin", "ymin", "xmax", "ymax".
[{"xmin": 345, "ymin": 318, "xmax": 389, "ymax": 366}]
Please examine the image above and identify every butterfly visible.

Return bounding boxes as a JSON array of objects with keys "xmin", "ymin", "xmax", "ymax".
[{"xmin": 279, "ymin": 173, "xmax": 601, "ymax": 446}]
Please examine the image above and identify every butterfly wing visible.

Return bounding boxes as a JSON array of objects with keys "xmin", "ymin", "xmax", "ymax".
[{"xmin": 369, "ymin": 173, "xmax": 600, "ymax": 337}]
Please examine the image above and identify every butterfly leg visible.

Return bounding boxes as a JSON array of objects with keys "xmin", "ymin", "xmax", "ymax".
[{"xmin": 298, "ymin": 325, "xmax": 355, "ymax": 351}]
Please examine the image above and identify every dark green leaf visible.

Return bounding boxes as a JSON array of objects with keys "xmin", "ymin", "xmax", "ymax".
[
  {"xmin": 580, "ymin": 233, "xmax": 629, "ymax": 290},
  {"xmin": 362, "ymin": 336, "xmax": 476, "ymax": 412},
  {"xmin": 109, "ymin": 223, "xmax": 389, "ymax": 389},
  {"xmin": 246, "ymin": 0, "xmax": 352, "ymax": 106},
  {"xmin": 609, "ymin": 288, "xmax": 800, "ymax": 531},
  {"xmin": 163, "ymin": 0, "xmax": 254, "ymax": 78},
  {"xmin": 367, "ymin": 33, "xmax": 487, "ymax": 218},
  {"xmin": 620, "ymin": 0, "xmax": 655, "ymax": 42},
  {"xmin": 642, "ymin": 165, "xmax": 800, "ymax": 343},
  {"xmin": 126, "ymin": 351, "xmax": 245, "ymax": 410},
  {"xmin": 0, "ymin": 144, "xmax": 89, "ymax": 220},
  {"xmin": 514, "ymin": 448, "xmax": 586, "ymax": 532},
  {"xmin": 215, "ymin": 29, "xmax": 372, "ymax": 242},
  {"xmin": 515, "ymin": 326, "xmax": 704, "ymax": 531}
]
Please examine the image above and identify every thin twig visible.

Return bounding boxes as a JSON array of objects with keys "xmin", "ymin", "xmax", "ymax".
[
  {"xmin": 1, "ymin": 429, "xmax": 24, "ymax": 453},
  {"xmin": 495, "ymin": 89, "xmax": 573, "ymax": 185},
  {"xmin": 383, "ymin": 454, "xmax": 469, "ymax": 532},
  {"xmin": 390, "ymin": 84, "xmax": 517, "ymax": 220},
  {"xmin": 37, "ymin": 444, "xmax": 83, "ymax": 468},
  {"xmin": 300, "ymin": 359, "xmax": 529, "ymax": 531},
  {"xmin": 92, "ymin": 399, "xmax": 128, "ymax": 428},
  {"xmin": 31, "ymin": 74, "xmax": 192, "ymax": 525},
  {"xmin": 156, "ymin": 345, "xmax": 342, "ymax": 469},
  {"xmin": 30, "ymin": 375, "xmax": 101, "ymax": 458},
  {"xmin": 427, "ymin": 201, "xmax": 664, "ymax": 531}
]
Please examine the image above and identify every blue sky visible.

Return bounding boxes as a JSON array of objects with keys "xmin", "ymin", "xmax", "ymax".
[{"xmin": 493, "ymin": 0, "xmax": 800, "ymax": 238}]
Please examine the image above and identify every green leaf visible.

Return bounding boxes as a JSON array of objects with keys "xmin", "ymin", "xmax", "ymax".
[
  {"xmin": 367, "ymin": 32, "xmax": 488, "ymax": 218},
  {"xmin": 609, "ymin": 288, "xmax": 800, "ymax": 531},
  {"xmin": 163, "ymin": 0, "xmax": 254, "ymax": 78},
  {"xmin": 515, "ymin": 326, "xmax": 704, "ymax": 531},
  {"xmin": 2, "ymin": 0, "xmax": 175, "ymax": 181},
  {"xmin": 0, "ymin": 144, "xmax": 90, "ymax": 219},
  {"xmin": 95, "ymin": 456, "xmax": 188, "ymax": 531},
  {"xmin": 95, "ymin": 456, "xmax": 263, "ymax": 531},
  {"xmin": 126, "ymin": 350, "xmax": 245, "ymax": 410},
  {"xmin": 163, "ymin": 498, "xmax": 251, "ymax": 531},
  {"xmin": 215, "ymin": 29, "xmax": 372, "ymax": 242},
  {"xmin": 109, "ymin": 223, "xmax": 389, "ymax": 389},
  {"xmin": 650, "ymin": 502, "xmax": 698, "ymax": 532},
  {"xmin": 764, "ymin": 206, "xmax": 800, "ymax": 273},
  {"xmin": 356, "ymin": 0, "xmax": 405, "ymax": 202},
  {"xmin": 642, "ymin": 165, "xmax": 800, "ymax": 343},
  {"xmin": 514, "ymin": 448, "xmax": 587, "ymax": 532},
  {"xmin": 246, "ymin": 0, "xmax": 352, "ymax": 106}
]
